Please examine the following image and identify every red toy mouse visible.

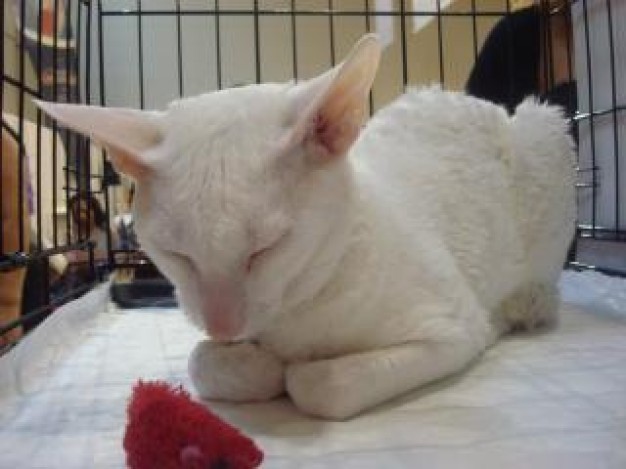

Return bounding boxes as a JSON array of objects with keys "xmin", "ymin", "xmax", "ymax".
[{"xmin": 123, "ymin": 380, "xmax": 264, "ymax": 469}]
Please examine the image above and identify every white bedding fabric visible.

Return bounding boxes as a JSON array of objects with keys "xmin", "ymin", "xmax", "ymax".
[{"xmin": 1, "ymin": 271, "xmax": 625, "ymax": 468}]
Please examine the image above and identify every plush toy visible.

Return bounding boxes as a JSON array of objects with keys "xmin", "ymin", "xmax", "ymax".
[{"xmin": 123, "ymin": 380, "xmax": 263, "ymax": 469}]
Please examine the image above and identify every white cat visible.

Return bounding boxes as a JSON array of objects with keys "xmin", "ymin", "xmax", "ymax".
[{"xmin": 37, "ymin": 34, "xmax": 575, "ymax": 420}]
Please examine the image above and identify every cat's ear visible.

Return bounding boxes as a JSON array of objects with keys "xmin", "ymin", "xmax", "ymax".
[
  {"xmin": 34, "ymin": 100, "xmax": 163, "ymax": 180},
  {"xmin": 287, "ymin": 34, "xmax": 381, "ymax": 164}
]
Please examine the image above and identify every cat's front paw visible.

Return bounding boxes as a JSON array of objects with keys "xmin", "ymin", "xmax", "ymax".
[
  {"xmin": 189, "ymin": 340, "xmax": 285, "ymax": 402},
  {"xmin": 286, "ymin": 360, "xmax": 360, "ymax": 420}
]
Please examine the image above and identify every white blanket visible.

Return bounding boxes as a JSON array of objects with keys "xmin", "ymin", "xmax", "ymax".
[{"xmin": 1, "ymin": 271, "xmax": 625, "ymax": 468}]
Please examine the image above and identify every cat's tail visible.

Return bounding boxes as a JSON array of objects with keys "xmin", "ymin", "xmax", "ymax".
[{"xmin": 508, "ymin": 99, "xmax": 577, "ymax": 283}]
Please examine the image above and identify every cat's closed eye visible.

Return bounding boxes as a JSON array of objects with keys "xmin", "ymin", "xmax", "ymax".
[
  {"xmin": 247, "ymin": 247, "xmax": 270, "ymax": 272},
  {"xmin": 246, "ymin": 232, "xmax": 289, "ymax": 273}
]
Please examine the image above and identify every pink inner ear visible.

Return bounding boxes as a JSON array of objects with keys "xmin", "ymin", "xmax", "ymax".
[
  {"xmin": 315, "ymin": 115, "xmax": 336, "ymax": 154},
  {"xmin": 311, "ymin": 111, "xmax": 361, "ymax": 163},
  {"xmin": 293, "ymin": 35, "xmax": 380, "ymax": 163},
  {"xmin": 108, "ymin": 146, "xmax": 151, "ymax": 180}
]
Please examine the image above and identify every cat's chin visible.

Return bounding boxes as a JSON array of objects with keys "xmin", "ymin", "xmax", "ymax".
[
  {"xmin": 207, "ymin": 319, "xmax": 265, "ymax": 344},
  {"xmin": 205, "ymin": 320, "xmax": 245, "ymax": 343},
  {"xmin": 182, "ymin": 306, "xmax": 250, "ymax": 342},
  {"xmin": 207, "ymin": 329, "xmax": 246, "ymax": 343},
  {"xmin": 206, "ymin": 313, "xmax": 260, "ymax": 343}
]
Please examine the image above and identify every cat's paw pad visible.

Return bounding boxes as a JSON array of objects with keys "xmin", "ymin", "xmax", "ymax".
[{"xmin": 189, "ymin": 340, "xmax": 285, "ymax": 402}]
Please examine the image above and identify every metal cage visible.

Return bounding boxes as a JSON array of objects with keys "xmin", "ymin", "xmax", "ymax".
[{"xmin": 1, "ymin": 0, "xmax": 625, "ymax": 348}]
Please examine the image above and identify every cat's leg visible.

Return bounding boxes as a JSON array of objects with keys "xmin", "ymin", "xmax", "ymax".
[
  {"xmin": 189, "ymin": 340, "xmax": 285, "ymax": 402},
  {"xmin": 286, "ymin": 334, "xmax": 486, "ymax": 420}
]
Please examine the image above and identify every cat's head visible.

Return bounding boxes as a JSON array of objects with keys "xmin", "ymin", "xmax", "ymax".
[{"xmin": 37, "ymin": 35, "xmax": 381, "ymax": 341}]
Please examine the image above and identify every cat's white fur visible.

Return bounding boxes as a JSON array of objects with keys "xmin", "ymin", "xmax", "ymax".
[{"xmin": 36, "ymin": 35, "xmax": 575, "ymax": 420}]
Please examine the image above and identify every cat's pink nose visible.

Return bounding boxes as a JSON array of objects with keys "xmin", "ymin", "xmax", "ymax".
[{"xmin": 203, "ymin": 284, "xmax": 245, "ymax": 341}]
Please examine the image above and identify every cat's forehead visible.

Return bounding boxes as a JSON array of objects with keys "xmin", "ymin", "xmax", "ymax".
[
  {"xmin": 155, "ymin": 83, "xmax": 297, "ymax": 177},
  {"xmin": 151, "ymin": 83, "xmax": 297, "ymax": 210},
  {"xmin": 165, "ymin": 83, "xmax": 292, "ymax": 133}
]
